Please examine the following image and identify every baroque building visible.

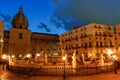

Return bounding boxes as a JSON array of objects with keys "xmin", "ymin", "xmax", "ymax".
[
  {"xmin": 116, "ymin": 24, "xmax": 120, "ymax": 56},
  {"xmin": 2, "ymin": 7, "xmax": 59, "ymax": 58},
  {"xmin": 0, "ymin": 21, "xmax": 5, "ymax": 59},
  {"xmin": 59, "ymin": 23, "xmax": 118, "ymax": 61}
]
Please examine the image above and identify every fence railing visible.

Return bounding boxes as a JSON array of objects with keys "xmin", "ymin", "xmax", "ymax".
[{"xmin": 6, "ymin": 64, "xmax": 118, "ymax": 76}]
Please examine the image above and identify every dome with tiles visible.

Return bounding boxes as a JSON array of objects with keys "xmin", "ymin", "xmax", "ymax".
[{"xmin": 12, "ymin": 7, "xmax": 28, "ymax": 29}]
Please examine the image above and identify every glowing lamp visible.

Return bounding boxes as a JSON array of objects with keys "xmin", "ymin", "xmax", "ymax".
[
  {"xmin": 36, "ymin": 53, "xmax": 40, "ymax": 57},
  {"xmin": 2, "ymin": 54, "xmax": 7, "ymax": 59},
  {"xmin": 107, "ymin": 49, "xmax": 112, "ymax": 56},
  {"xmin": 11, "ymin": 55, "xmax": 15, "ymax": 58},
  {"xmin": 62, "ymin": 56, "xmax": 66, "ymax": 61},
  {"xmin": 112, "ymin": 55, "xmax": 117, "ymax": 60},
  {"xmin": 26, "ymin": 54, "xmax": 31, "ymax": 58}
]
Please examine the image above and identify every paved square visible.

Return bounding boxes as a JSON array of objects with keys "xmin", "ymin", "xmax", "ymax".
[{"xmin": 0, "ymin": 69, "xmax": 120, "ymax": 80}]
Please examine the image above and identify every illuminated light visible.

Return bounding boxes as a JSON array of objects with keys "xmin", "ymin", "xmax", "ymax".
[
  {"xmin": 112, "ymin": 55, "xmax": 117, "ymax": 60},
  {"xmin": 62, "ymin": 56, "xmax": 66, "ymax": 61},
  {"xmin": 19, "ymin": 54, "xmax": 22, "ymax": 57},
  {"xmin": 0, "ymin": 39, "xmax": 3, "ymax": 42},
  {"xmin": 36, "ymin": 53, "xmax": 40, "ymax": 57},
  {"xmin": 2, "ymin": 54, "xmax": 7, "ymax": 59},
  {"xmin": 89, "ymin": 53, "xmax": 92, "ymax": 57},
  {"xmin": 53, "ymin": 53, "xmax": 58, "ymax": 56},
  {"xmin": 26, "ymin": 54, "xmax": 31, "ymax": 58},
  {"xmin": 107, "ymin": 49, "xmax": 112, "ymax": 56},
  {"xmin": 11, "ymin": 55, "xmax": 15, "ymax": 58}
]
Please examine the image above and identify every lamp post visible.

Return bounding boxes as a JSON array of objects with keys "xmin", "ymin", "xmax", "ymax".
[{"xmin": 62, "ymin": 56, "xmax": 66, "ymax": 79}]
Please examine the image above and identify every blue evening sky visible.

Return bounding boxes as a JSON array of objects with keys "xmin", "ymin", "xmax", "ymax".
[{"xmin": 0, "ymin": 0, "xmax": 120, "ymax": 35}]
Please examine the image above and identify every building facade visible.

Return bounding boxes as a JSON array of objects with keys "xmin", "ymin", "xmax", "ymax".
[
  {"xmin": 115, "ymin": 24, "xmax": 120, "ymax": 57},
  {"xmin": 0, "ymin": 21, "xmax": 5, "ymax": 59},
  {"xmin": 59, "ymin": 23, "xmax": 118, "ymax": 61},
  {"xmin": 2, "ymin": 7, "xmax": 59, "ymax": 58}
]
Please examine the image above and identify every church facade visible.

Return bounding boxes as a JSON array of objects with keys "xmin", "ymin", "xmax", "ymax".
[{"xmin": 0, "ymin": 7, "xmax": 59, "ymax": 58}]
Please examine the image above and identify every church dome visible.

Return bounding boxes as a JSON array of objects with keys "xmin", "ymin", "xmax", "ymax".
[{"xmin": 12, "ymin": 7, "xmax": 28, "ymax": 29}]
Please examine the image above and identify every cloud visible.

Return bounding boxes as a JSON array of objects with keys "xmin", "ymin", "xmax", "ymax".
[
  {"xmin": 37, "ymin": 22, "xmax": 51, "ymax": 32},
  {"xmin": 0, "ymin": 12, "xmax": 12, "ymax": 29},
  {"xmin": 0, "ymin": 12, "xmax": 12, "ymax": 23},
  {"xmin": 50, "ymin": 0, "xmax": 120, "ymax": 31},
  {"xmin": 6, "ymin": 24, "xmax": 11, "ymax": 29},
  {"xmin": 50, "ymin": 16, "xmax": 83, "ymax": 30},
  {"xmin": 51, "ymin": 0, "xmax": 60, "ymax": 6},
  {"xmin": 50, "ymin": 16, "xmax": 63, "ymax": 29}
]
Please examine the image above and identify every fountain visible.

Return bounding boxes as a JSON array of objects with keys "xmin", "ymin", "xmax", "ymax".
[
  {"xmin": 97, "ymin": 54, "xmax": 104, "ymax": 66},
  {"xmin": 81, "ymin": 53, "xmax": 85, "ymax": 65}
]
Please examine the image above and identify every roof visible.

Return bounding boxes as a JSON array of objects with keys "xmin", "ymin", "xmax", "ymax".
[{"xmin": 32, "ymin": 32, "xmax": 59, "ymax": 36}]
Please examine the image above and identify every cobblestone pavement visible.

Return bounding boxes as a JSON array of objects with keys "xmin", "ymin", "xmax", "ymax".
[{"xmin": 0, "ymin": 68, "xmax": 120, "ymax": 80}]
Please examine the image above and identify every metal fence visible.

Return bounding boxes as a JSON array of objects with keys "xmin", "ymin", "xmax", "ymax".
[{"xmin": 6, "ymin": 64, "xmax": 117, "ymax": 76}]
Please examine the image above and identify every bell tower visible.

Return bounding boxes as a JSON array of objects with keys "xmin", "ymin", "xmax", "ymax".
[{"xmin": 9, "ymin": 7, "xmax": 31, "ymax": 58}]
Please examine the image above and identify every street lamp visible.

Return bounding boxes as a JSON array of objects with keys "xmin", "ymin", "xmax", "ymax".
[{"xmin": 62, "ymin": 56, "xmax": 66, "ymax": 79}]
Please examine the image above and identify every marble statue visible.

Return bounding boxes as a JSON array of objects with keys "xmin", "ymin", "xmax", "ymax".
[
  {"xmin": 98, "ymin": 54, "xmax": 104, "ymax": 66},
  {"xmin": 45, "ymin": 54, "xmax": 48, "ymax": 64},
  {"xmin": 81, "ymin": 53, "xmax": 85, "ymax": 64},
  {"xmin": 72, "ymin": 51, "xmax": 76, "ymax": 68},
  {"xmin": 72, "ymin": 50, "xmax": 77, "ymax": 73}
]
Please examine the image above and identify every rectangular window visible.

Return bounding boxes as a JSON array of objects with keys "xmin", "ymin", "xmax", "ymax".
[
  {"xmin": 110, "ymin": 41, "xmax": 113, "ymax": 47},
  {"xmin": 100, "ymin": 41, "xmax": 102, "ymax": 47},
  {"xmin": 19, "ymin": 33, "xmax": 23, "ymax": 39},
  {"xmin": 96, "ymin": 41, "xmax": 98, "ymax": 47},
  {"xmin": 89, "ymin": 42, "xmax": 92, "ymax": 47}
]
